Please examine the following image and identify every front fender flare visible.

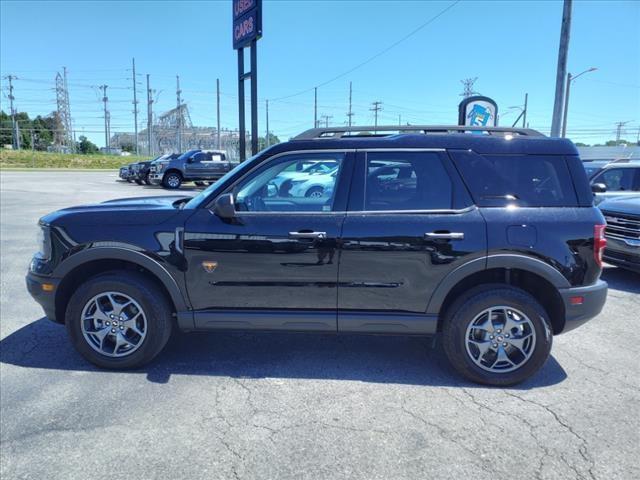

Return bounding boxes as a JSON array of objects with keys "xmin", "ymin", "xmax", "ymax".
[{"xmin": 54, "ymin": 246, "xmax": 189, "ymax": 313}]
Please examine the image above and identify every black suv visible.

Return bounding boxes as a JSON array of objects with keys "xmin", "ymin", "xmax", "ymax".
[{"xmin": 26, "ymin": 126, "xmax": 607, "ymax": 386}]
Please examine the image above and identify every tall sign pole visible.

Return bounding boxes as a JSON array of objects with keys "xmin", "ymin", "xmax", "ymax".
[{"xmin": 233, "ymin": 0, "xmax": 262, "ymax": 161}]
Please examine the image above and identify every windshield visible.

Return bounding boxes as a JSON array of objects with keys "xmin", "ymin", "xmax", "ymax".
[{"xmin": 183, "ymin": 153, "xmax": 262, "ymax": 209}]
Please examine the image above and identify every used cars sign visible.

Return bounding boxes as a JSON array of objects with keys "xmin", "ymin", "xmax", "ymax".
[{"xmin": 233, "ymin": 0, "xmax": 262, "ymax": 49}]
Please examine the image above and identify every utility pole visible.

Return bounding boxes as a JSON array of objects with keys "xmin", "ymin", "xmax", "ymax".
[
  {"xmin": 146, "ymin": 74, "xmax": 153, "ymax": 156},
  {"xmin": 216, "ymin": 78, "xmax": 221, "ymax": 150},
  {"xmin": 347, "ymin": 81, "xmax": 354, "ymax": 127},
  {"xmin": 370, "ymin": 101, "xmax": 382, "ymax": 131},
  {"xmin": 176, "ymin": 75, "xmax": 183, "ymax": 152},
  {"xmin": 550, "ymin": 0, "xmax": 572, "ymax": 137},
  {"xmin": 314, "ymin": 87, "xmax": 318, "ymax": 128},
  {"xmin": 5, "ymin": 75, "xmax": 20, "ymax": 149},
  {"xmin": 100, "ymin": 85, "xmax": 109, "ymax": 153},
  {"xmin": 398, "ymin": 115, "xmax": 402, "ymax": 126},
  {"xmin": 522, "ymin": 93, "xmax": 528, "ymax": 128},
  {"xmin": 132, "ymin": 58, "xmax": 139, "ymax": 155},
  {"xmin": 615, "ymin": 121, "xmax": 630, "ymax": 145},
  {"xmin": 320, "ymin": 114, "xmax": 332, "ymax": 128},
  {"xmin": 265, "ymin": 99, "xmax": 270, "ymax": 147}
]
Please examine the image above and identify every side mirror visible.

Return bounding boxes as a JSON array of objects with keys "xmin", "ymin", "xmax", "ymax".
[
  {"xmin": 186, "ymin": 157, "xmax": 194, "ymax": 163},
  {"xmin": 591, "ymin": 183, "xmax": 607, "ymax": 193},
  {"xmin": 213, "ymin": 193, "xmax": 235, "ymax": 219}
]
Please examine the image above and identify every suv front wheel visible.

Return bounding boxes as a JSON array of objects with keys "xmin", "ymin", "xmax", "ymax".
[
  {"xmin": 443, "ymin": 285, "xmax": 552, "ymax": 386},
  {"xmin": 65, "ymin": 272, "xmax": 173, "ymax": 369}
]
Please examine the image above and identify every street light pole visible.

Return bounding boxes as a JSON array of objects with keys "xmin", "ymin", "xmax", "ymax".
[{"xmin": 561, "ymin": 67, "xmax": 597, "ymax": 138}]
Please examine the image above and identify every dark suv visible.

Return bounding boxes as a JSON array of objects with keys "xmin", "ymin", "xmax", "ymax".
[{"xmin": 26, "ymin": 126, "xmax": 608, "ymax": 386}]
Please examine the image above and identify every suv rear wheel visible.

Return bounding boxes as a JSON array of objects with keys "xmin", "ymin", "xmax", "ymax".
[
  {"xmin": 442, "ymin": 285, "xmax": 552, "ymax": 386},
  {"xmin": 65, "ymin": 272, "xmax": 173, "ymax": 369},
  {"xmin": 162, "ymin": 171, "xmax": 182, "ymax": 189}
]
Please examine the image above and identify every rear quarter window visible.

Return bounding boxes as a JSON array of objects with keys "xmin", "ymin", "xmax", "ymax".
[{"xmin": 450, "ymin": 151, "xmax": 579, "ymax": 207}]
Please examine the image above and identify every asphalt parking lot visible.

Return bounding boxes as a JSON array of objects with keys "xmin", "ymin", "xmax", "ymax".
[{"xmin": 1, "ymin": 170, "xmax": 639, "ymax": 480}]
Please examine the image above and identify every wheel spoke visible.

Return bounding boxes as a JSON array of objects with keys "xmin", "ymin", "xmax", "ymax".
[
  {"xmin": 471, "ymin": 309, "xmax": 495, "ymax": 333},
  {"xmin": 468, "ymin": 338, "xmax": 492, "ymax": 358},
  {"xmin": 506, "ymin": 334, "xmax": 532, "ymax": 354},
  {"xmin": 503, "ymin": 308, "xmax": 525, "ymax": 333},
  {"xmin": 88, "ymin": 326, "xmax": 111, "ymax": 350},
  {"xmin": 491, "ymin": 345, "xmax": 515, "ymax": 368},
  {"xmin": 123, "ymin": 313, "xmax": 144, "ymax": 336}
]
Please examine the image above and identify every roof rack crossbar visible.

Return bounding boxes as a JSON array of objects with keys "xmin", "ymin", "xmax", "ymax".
[{"xmin": 293, "ymin": 125, "xmax": 545, "ymax": 140}]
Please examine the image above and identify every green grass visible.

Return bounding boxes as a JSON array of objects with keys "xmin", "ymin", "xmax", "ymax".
[{"xmin": 0, "ymin": 149, "xmax": 148, "ymax": 169}]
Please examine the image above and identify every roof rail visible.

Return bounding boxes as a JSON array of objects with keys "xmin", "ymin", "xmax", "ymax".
[{"xmin": 293, "ymin": 125, "xmax": 545, "ymax": 140}]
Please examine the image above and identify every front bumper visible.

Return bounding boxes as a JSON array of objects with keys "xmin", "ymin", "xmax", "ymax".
[
  {"xmin": 149, "ymin": 173, "xmax": 163, "ymax": 185},
  {"xmin": 558, "ymin": 279, "xmax": 608, "ymax": 333},
  {"xmin": 26, "ymin": 271, "xmax": 61, "ymax": 323},
  {"xmin": 603, "ymin": 237, "xmax": 640, "ymax": 273}
]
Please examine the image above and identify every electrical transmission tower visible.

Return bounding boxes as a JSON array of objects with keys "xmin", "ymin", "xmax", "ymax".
[
  {"xmin": 176, "ymin": 75, "xmax": 183, "ymax": 152},
  {"xmin": 460, "ymin": 77, "xmax": 479, "ymax": 98},
  {"xmin": 55, "ymin": 68, "xmax": 73, "ymax": 151},
  {"xmin": 370, "ymin": 101, "xmax": 383, "ymax": 131}
]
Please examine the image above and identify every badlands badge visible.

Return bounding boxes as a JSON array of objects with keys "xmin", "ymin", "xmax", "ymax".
[{"xmin": 202, "ymin": 261, "xmax": 218, "ymax": 273}]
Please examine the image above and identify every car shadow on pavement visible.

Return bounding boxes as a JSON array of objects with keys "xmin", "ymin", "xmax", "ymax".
[
  {"xmin": 601, "ymin": 267, "xmax": 639, "ymax": 294},
  {"xmin": 0, "ymin": 317, "xmax": 567, "ymax": 389}
]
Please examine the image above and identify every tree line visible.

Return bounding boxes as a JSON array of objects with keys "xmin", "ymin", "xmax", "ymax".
[{"xmin": 0, "ymin": 110, "xmax": 99, "ymax": 153}]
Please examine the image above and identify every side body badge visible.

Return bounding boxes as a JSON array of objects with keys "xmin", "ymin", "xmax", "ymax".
[{"xmin": 202, "ymin": 261, "xmax": 218, "ymax": 273}]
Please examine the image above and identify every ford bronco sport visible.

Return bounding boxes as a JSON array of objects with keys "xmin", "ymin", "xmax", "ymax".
[{"xmin": 27, "ymin": 125, "xmax": 608, "ymax": 386}]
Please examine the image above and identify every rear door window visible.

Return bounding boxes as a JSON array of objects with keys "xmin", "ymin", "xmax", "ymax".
[
  {"xmin": 450, "ymin": 152, "xmax": 578, "ymax": 207},
  {"xmin": 364, "ymin": 152, "xmax": 453, "ymax": 210}
]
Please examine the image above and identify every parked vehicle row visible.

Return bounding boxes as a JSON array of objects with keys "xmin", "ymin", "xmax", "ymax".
[{"xmin": 118, "ymin": 150, "xmax": 233, "ymax": 189}]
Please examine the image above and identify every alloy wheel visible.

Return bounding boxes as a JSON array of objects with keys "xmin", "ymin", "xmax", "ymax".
[
  {"xmin": 80, "ymin": 291, "xmax": 148, "ymax": 357},
  {"xmin": 464, "ymin": 306, "xmax": 536, "ymax": 373}
]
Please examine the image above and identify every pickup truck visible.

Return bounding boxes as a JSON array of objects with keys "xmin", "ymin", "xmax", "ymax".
[{"xmin": 148, "ymin": 149, "xmax": 236, "ymax": 189}]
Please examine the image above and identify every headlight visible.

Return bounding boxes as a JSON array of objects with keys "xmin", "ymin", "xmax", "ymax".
[{"xmin": 37, "ymin": 225, "xmax": 52, "ymax": 260}]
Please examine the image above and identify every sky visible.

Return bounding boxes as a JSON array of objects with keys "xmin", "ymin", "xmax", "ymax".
[{"xmin": 1, "ymin": 0, "xmax": 639, "ymax": 148}]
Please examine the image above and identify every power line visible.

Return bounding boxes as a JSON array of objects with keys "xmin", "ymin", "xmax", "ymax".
[{"xmin": 270, "ymin": 0, "xmax": 460, "ymax": 101}]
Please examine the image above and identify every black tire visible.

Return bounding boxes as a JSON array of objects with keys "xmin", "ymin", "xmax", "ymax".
[
  {"xmin": 442, "ymin": 284, "xmax": 552, "ymax": 386},
  {"xmin": 305, "ymin": 186, "xmax": 324, "ymax": 198},
  {"xmin": 194, "ymin": 181, "xmax": 206, "ymax": 187},
  {"xmin": 143, "ymin": 173, "xmax": 152, "ymax": 185},
  {"xmin": 162, "ymin": 171, "xmax": 182, "ymax": 189},
  {"xmin": 65, "ymin": 272, "xmax": 173, "ymax": 369},
  {"xmin": 135, "ymin": 179, "xmax": 143, "ymax": 185}
]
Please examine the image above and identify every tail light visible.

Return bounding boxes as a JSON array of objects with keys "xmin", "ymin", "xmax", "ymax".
[{"xmin": 594, "ymin": 224, "xmax": 607, "ymax": 268}]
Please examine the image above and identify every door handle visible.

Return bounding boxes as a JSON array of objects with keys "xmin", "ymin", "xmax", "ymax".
[
  {"xmin": 425, "ymin": 232, "xmax": 464, "ymax": 240},
  {"xmin": 289, "ymin": 231, "xmax": 327, "ymax": 239}
]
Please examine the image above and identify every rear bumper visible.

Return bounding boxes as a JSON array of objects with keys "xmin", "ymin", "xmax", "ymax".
[
  {"xmin": 26, "ymin": 272, "xmax": 61, "ymax": 323},
  {"xmin": 558, "ymin": 279, "xmax": 608, "ymax": 333}
]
